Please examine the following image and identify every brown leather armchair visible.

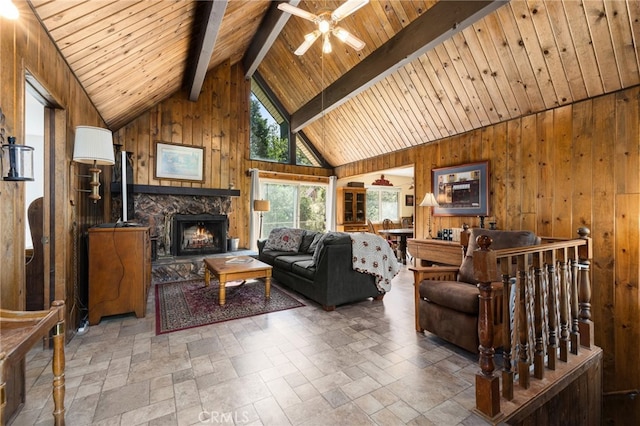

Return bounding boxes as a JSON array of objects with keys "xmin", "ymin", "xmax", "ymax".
[{"xmin": 410, "ymin": 228, "xmax": 540, "ymax": 353}]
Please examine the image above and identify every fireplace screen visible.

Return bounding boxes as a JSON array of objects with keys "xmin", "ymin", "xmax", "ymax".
[{"xmin": 172, "ymin": 214, "xmax": 228, "ymax": 256}]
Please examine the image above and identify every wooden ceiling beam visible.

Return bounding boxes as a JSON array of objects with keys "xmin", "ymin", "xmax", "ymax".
[
  {"xmin": 243, "ymin": 1, "xmax": 300, "ymax": 80},
  {"xmin": 290, "ymin": 0, "xmax": 507, "ymax": 132},
  {"xmin": 187, "ymin": 0, "xmax": 228, "ymax": 102}
]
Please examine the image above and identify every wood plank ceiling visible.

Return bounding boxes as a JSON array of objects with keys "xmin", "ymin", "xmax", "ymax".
[{"xmin": 28, "ymin": 0, "xmax": 640, "ymax": 168}]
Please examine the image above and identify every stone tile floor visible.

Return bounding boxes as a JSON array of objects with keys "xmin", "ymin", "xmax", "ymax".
[{"xmin": 14, "ymin": 265, "xmax": 490, "ymax": 425}]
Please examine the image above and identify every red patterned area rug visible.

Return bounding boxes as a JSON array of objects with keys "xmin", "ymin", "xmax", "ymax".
[{"xmin": 155, "ymin": 279, "xmax": 304, "ymax": 335}]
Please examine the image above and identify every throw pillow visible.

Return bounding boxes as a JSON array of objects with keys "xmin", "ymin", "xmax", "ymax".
[
  {"xmin": 307, "ymin": 232, "xmax": 324, "ymax": 254},
  {"xmin": 264, "ymin": 227, "xmax": 306, "ymax": 252},
  {"xmin": 298, "ymin": 231, "xmax": 317, "ymax": 253}
]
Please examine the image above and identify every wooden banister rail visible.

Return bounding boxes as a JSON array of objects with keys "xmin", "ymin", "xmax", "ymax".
[{"xmin": 474, "ymin": 228, "xmax": 592, "ymax": 421}]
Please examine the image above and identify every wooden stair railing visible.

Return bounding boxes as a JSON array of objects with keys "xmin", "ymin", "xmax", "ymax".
[{"xmin": 474, "ymin": 228, "xmax": 594, "ymax": 421}]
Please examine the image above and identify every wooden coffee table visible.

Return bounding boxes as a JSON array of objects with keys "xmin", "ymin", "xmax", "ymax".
[{"xmin": 203, "ymin": 256, "xmax": 272, "ymax": 305}]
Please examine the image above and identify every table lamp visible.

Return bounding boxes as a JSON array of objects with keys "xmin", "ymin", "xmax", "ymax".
[{"xmin": 419, "ymin": 192, "xmax": 439, "ymax": 238}]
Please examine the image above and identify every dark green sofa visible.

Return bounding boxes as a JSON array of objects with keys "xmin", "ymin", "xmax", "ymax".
[{"xmin": 257, "ymin": 230, "xmax": 384, "ymax": 310}]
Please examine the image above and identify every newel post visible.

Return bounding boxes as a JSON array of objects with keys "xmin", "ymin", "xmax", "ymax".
[
  {"xmin": 577, "ymin": 227, "xmax": 594, "ymax": 349},
  {"xmin": 474, "ymin": 235, "xmax": 501, "ymax": 418}
]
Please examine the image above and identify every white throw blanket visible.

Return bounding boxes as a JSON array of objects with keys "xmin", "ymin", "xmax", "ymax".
[{"xmin": 350, "ymin": 232, "xmax": 400, "ymax": 292}]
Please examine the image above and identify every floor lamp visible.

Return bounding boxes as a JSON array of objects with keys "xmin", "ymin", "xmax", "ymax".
[
  {"xmin": 254, "ymin": 199, "xmax": 270, "ymax": 238},
  {"xmin": 419, "ymin": 192, "xmax": 439, "ymax": 238}
]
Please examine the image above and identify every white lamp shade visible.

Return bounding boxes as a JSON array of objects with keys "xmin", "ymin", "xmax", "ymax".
[
  {"xmin": 73, "ymin": 126, "xmax": 115, "ymax": 165},
  {"xmin": 419, "ymin": 192, "xmax": 439, "ymax": 207}
]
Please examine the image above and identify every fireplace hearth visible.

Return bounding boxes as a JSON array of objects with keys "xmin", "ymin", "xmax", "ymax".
[{"xmin": 172, "ymin": 214, "xmax": 228, "ymax": 256}]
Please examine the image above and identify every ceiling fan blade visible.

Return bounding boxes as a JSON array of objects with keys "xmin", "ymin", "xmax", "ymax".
[
  {"xmin": 294, "ymin": 30, "xmax": 320, "ymax": 55},
  {"xmin": 333, "ymin": 27, "xmax": 366, "ymax": 51},
  {"xmin": 278, "ymin": 3, "xmax": 318, "ymax": 22},
  {"xmin": 331, "ymin": 0, "xmax": 369, "ymax": 21}
]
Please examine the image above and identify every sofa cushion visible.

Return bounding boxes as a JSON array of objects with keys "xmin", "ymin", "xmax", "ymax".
[
  {"xmin": 458, "ymin": 229, "xmax": 539, "ymax": 284},
  {"xmin": 259, "ymin": 249, "xmax": 292, "ymax": 264},
  {"xmin": 291, "ymin": 259, "xmax": 316, "ymax": 280},
  {"xmin": 264, "ymin": 227, "xmax": 306, "ymax": 252},
  {"xmin": 419, "ymin": 280, "xmax": 479, "ymax": 315},
  {"xmin": 274, "ymin": 254, "xmax": 313, "ymax": 272}
]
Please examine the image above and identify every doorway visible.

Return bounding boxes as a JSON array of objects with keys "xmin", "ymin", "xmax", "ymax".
[{"xmin": 24, "ymin": 88, "xmax": 45, "ymax": 311}]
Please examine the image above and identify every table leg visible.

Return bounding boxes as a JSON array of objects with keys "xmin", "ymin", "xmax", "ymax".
[
  {"xmin": 205, "ymin": 267, "xmax": 210, "ymax": 287},
  {"xmin": 265, "ymin": 275, "xmax": 271, "ymax": 300},
  {"xmin": 219, "ymin": 278, "xmax": 226, "ymax": 305},
  {"xmin": 52, "ymin": 320, "xmax": 65, "ymax": 425},
  {"xmin": 0, "ymin": 353, "xmax": 6, "ymax": 426}
]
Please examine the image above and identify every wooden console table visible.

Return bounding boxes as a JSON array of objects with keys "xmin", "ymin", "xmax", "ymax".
[
  {"xmin": 0, "ymin": 301, "xmax": 65, "ymax": 425},
  {"xmin": 407, "ymin": 238, "xmax": 464, "ymax": 266}
]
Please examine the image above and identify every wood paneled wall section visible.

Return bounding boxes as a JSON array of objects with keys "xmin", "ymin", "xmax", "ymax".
[
  {"xmin": 335, "ymin": 85, "xmax": 640, "ymax": 423},
  {"xmin": 113, "ymin": 59, "xmax": 332, "ymax": 248},
  {"xmin": 0, "ymin": 3, "xmax": 106, "ymax": 338}
]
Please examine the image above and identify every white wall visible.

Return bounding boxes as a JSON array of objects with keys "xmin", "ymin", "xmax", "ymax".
[{"xmin": 25, "ymin": 91, "xmax": 44, "ymax": 249}]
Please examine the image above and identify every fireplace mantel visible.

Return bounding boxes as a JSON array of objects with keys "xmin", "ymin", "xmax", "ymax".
[{"xmin": 112, "ymin": 183, "xmax": 239, "ymax": 197}]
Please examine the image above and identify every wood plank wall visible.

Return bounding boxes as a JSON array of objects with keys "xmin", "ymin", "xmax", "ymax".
[
  {"xmin": 112, "ymin": 59, "xmax": 332, "ymax": 249},
  {"xmin": 335, "ymin": 85, "xmax": 640, "ymax": 423},
  {"xmin": 0, "ymin": 3, "xmax": 106, "ymax": 337}
]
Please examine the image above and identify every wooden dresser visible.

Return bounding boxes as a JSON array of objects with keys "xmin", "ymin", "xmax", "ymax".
[
  {"xmin": 88, "ymin": 226, "xmax": 151, "ymax": 325},
  {"xmin": 407, "ymin": 238, "xmax": 464, "ymax": 266}
]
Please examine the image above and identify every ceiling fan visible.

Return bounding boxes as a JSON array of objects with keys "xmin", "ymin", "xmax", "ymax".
[{"xmin": 278, "ymin": 0, "xmax": 369, "ymax": 55}]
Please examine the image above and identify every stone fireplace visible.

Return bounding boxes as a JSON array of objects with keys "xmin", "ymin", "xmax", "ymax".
[
  {"xmin": 171, "ymin": 214, "xmax": 228, "ymax": 256},
  {"xmin": 118, "ymin": 191, "xmax": 234, "ymax": 258}
]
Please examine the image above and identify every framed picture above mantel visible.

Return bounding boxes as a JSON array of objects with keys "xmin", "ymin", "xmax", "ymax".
[
  {"xmin": 432, "ymin": 161, "xmax": 489, "ymax": 217},
  {"xmin": 154, "ymin": 141, "xmax": 204, "ymax": 182}
]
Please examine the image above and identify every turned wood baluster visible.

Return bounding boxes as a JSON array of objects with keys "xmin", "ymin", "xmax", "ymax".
[
  {"xmin": 517, "ymin": 255, "xmax": 531, "ymax": 389},
  {"xmin": 577, "ymin": 227, "xmax": 594, "ymax": 349},
  {"xmin": 545, "ymin": 249, "xmax": 558, "ymax": 371},
  {"xmin": 501, "ymin": 257, "xmax": 514, "ymax": 400},
  {"xmin": 558, "ymin": 247, "xmax": 570, "ymax": 362},
  {"xmin": 533, "ymin": 252, "xmax": 545, "ymax": 380},
  {"xmin": 474, "ymin": 235, "xmax": 500, "ymax": 418},
  {"xmin": 570, "ymin": 252, "xmax": 581, "ymax": 355}
]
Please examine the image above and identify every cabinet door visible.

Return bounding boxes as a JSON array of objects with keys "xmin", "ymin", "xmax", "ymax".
[
  {"xmin": 343, "ymin": 191, "xmax": 354, "ymax": 223},
  {"xmin": 355, "ymin": 192, "xmax": 366, "ymax": 223}
]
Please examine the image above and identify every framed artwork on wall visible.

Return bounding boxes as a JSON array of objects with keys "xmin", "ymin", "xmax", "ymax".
[
  {"xmin": 405, "ymin": 194, "xmax": 414, "ymax": 206},
  {"xmin": 432, "ymin": 161, "xmax": 489, "ymax": 216},
  {"xmin": 154, "ymin": 141, "xmax": 204, "ymax": 182}
]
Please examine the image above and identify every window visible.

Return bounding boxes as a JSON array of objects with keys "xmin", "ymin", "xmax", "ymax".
[
  {"xmin": 250, "ymin": 89, "xmax": 289, "ymax": 163},
  {"xmin": 366, "ymin": 187, "xmax": 401, "ymax": 222},
  {"xmin": 250, "ymin": 76, "xmax": 323, "ymax": 166},
  {"xmin": 260, "ymin": 180, "xmax": 327, "ymax": 237}
]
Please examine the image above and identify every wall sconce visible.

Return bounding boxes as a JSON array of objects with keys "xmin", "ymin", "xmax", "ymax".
[
  {"xmin": 419, "ymin": 192, "xmax": 439, "ymax": 239},
  {"xmin": 73, "ymin": 126, "xmax": 115, "ymax": 203},
  {"xmin": 1, "ymin": 136, "xmax": 34, "ymax": 181},
  {"xmin": 253, "ymin": 199, "xmax": 270, "ymax": 238}
]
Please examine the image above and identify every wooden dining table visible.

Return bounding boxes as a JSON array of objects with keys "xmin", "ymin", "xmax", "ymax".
[{"xmin": 377, "ymin": 227, "xmax": 414, "ymax": 264}]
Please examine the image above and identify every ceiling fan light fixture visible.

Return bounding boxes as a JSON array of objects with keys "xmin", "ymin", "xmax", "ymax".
[
  {"xmin": 322, "ymin": 35, "xmax": 332, "ymax": 54},
  {"xmin": 318, "ymin": 19, "xmax": 331, "ymax": 34},
  {"xmin": 280, "ymin": 0, "xmax": 368, "ymax": 55}
]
